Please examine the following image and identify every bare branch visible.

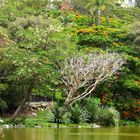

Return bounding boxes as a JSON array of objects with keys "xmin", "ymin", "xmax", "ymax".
[{"xmin": 60, "ymin": 52, "xmax": 125, "ymax": 106}]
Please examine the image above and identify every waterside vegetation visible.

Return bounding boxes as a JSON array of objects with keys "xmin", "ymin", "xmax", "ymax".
[{"xmin": 0, "ymin": 0, "xmax": 140, "ymax": 127}]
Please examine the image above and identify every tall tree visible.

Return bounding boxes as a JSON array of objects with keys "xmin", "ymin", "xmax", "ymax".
[
  {"xmin": 86, "ymin": 0, "xmax": 116, "ymax": 26},
  {"xmin": 3, "ymin": 47, "xmax": 49, "ymax": 120}
]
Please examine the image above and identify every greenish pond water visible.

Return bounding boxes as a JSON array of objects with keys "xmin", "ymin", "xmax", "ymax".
[{"xmin": 0, "ymin": 127, "xmax": 140, "ymax": 140}]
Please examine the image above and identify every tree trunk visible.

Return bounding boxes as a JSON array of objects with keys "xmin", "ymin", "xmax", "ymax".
[
  {"xmin": 95, "ymin": 9, "xmax": 101, "ymax": 26},
  {"xmin": 11, "ymin": 79, "xmax": 35, "ymax": 121},
  {"xmin": 106, "ymin": 15, "xmax": 109, "ymax": 26},
  {"xmin": 11, "ymin": 97, "xmax": 27, "ymax": 121}
]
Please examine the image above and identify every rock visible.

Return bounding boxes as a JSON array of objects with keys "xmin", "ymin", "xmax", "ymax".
[
  {"xmin": 32, "ymin": 112, "xmax": 37, "ymax": 117},
  {"xmin": 61, "ymin": 126, "xmax": 67, "ymax": 128},
  {"xmin": 91, "ymin": 123, "xmax": 101, "ymax": 128},
  {"xmin": 41, "ymin": 103, "xmax": 46, "ymax": 107},
  {"xmin": 0, "ymin": 119, "xmax": 4, "ymax": 123},
  {"xmin": 3, "ymin": 125, "xmax": 10, "ymax": 128},
  {"xmin": 13, "ymin": 125, "xmax": 25, "ymax": 128},
  {"xmin": 40, "ymin": 108, "xmax": 44, "ymax": 111},
  {"xmin": 34, "ymin": 125, "xmax": 42, "ymax": 128}
]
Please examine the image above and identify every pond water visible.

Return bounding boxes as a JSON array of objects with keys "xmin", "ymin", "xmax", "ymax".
[{"xmin": 0, "ymin": 127, "xmax": 140, "ymax": 140}]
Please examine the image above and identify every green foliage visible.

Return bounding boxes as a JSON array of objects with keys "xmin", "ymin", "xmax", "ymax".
[
  {"xmin": 0, "ymin": 100, "xmax": 8, "ymax": 110},
  {"xmin": 115, "ymin": 7, "xmax": 140, "ymax": 23},
  {"xmin": 84, "ymin": 98, "xmax": 100, "ymax": 123},
  {"xmin": 12, "ymin": 116, "xmax": 26, "ymax": 125},
  {"xmin": 123, "ymin": 76, "xmax": 140, "ymax": 91},
  {"xmin": 115, "ymin": 98, "xmax": 140, "ymax": 121},
  {"xmin": 0, "ymin": 0, "xmax": 140, "ymax": 124},
  {"xmin": 0, "ymin": 0, "xmax": 46, "ymax": 28},
  {"xmin": 136, "ymin": 0, "xmax": 140, "ymax": 8},
  {"xmin": 0, "ymin": 84, "xmax": 8, "ymax": 91},
  {"xmin": 119, "ymin": 120, "xmax": 140, "ymax": 126},
  {"xmin": 69, "ymin": 103, "xmax": 88, "ymax": 124},
  {"xmin": 128, "ymin": 21, "xmax": 140, "ymax": 46},
  {"xmin": 70, "ymin": 13, "xmax": 91, "ymax": 26},
  {"xmin": 55, "ymin": 91, "xmax": 64, "ymax": 101},
  {"xmin": 47, "ymin": 103, "xmax": 69, "ymax": 124},
  {"xmin": 8, "ymin": 15, "xmax": 63, "ymax": 51},
  {"xmin": 0, "ymin": 0, "xmax": 77, "ymax": 113},
  {"xmin": 97, "ymin": 107, "xmax": 120, "ymax": 126},
  {"xmin": 86, "ymin": 0, "xmax": 116, "ymax": 25},
  {"xmin": 0, "ymin": 26, "xmax": 14, "ymax": 46},
  {"xmin": 73, "ymin": 25, "xmax": 127, "ymax": 49}
]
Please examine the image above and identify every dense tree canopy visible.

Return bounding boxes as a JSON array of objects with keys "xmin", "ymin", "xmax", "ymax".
[{"xmin": 0, "ymin": 0, "xmax": 140, "ymax": 121}]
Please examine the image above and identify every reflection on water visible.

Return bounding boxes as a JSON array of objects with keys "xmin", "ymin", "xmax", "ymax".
[
  {"xmin": 0, "ymin": 127, "xmax": 140, "ymax": 140},
  {"xmin": 0, "ymin": 127, "xmax": 4, "ymax": 138}
]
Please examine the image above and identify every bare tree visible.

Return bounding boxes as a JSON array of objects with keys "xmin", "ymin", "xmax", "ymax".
[{"xmin": 60, "ymin": 52, "xmax": 125, "ymax": 107}]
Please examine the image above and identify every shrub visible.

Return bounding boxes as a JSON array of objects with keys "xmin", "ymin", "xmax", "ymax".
[
  {"xmin": 84, "ymin": 98, "xmax": 100, "ymax": 123},
  {"xmin": 118, "ymin": 98, "xmax": 140, "ymax": 121},
  {"xmin": 75, "ymin": 26, "xmax": 127, "ymax": 49},
  {"xmin": 46, "ymin": 103, "xmax": 70, "ymax": 124},
  {"xmin": 98, "ymin": 107, "xmax": 120, "ymax": 126},
  {"xmin": 0, "ymin": 100, "xmax": 7, "ymax": 110},
  {"xmin": 0, "ymin": 26, "xmax": 14, "ymax": 46},
  {"xmin": 119, "ymin": 120, "xmax": 139, "ymax": 126},
  {"xmin": 128, "ymin": 21, "xmax": 140, "ymax": 46},
  {"xmin": 49, "ymin": 103, "xmax": 63, "ymax": 124},
  {"xmin": 69, "ymin": 103, "xmax": 88, "ymax": 124},
  {"xmin": 13, "ymin": 116, "xmax": 26, "ymax": 125}
]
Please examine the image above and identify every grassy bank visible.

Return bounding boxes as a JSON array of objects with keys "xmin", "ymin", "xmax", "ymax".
[{"xmin": 1, "ymin": 110, "xmax": 140, "ymax": 128}]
